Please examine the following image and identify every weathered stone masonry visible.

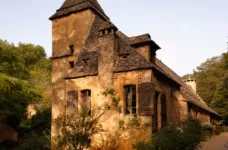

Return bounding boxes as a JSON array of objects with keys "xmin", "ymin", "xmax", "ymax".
[{"xmin": 50, "ymin": 0, "xmax": 219, "ymax": 149}]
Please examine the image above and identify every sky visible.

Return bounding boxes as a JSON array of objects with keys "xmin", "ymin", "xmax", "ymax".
[{"xmin": 0, "ymin": 0, "xmax": 227, "ymax": 76}]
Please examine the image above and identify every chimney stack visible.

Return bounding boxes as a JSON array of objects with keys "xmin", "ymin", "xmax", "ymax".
[{"xmin": 184, "ymin": 77, "xmax": 197, "ymax": 93}]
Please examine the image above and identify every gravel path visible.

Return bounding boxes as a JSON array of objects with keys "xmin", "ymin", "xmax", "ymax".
[{"xmin": 200, "ymin": 132, "xmax": 228, "ymax": 150}]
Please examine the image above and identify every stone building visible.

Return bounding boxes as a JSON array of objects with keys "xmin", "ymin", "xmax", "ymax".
[{"xmin": 49, "ymin": 0, "xmax": 219, "ymax": 148}]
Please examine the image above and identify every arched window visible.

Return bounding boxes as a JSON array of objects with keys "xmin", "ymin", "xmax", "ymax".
[{"xmin": 66, "ymin": 90, "xmax": 78, "ymax": 115}]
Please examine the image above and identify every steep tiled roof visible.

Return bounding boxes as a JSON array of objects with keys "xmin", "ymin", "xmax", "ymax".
[
  {"xmin": 114, "ymin": 38, "xmax": 153, "ymax": 72},
  {"xmin": 155, "ymin": 58, "xmax": 218, "ymax": 115},
  {"xmin": 50, "ymin": 0, "xmax": 108, "ymax": 20},
  {"xmin": 65, "ymin": 51, "xmax": 98, "ymax": 79},
  {"xmin": 98, "ymin": 21, "xmax": 118, "ymax": 31},
  {"xmin": 116, "ymin": 31, "xmax": 160, "ymax": 51},
  {"xmin": 129, "ymin": 34, "xmax": 151, "ymax": 45}
]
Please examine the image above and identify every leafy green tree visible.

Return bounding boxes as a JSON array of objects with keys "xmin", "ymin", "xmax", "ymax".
[
  {"xmin": 183, "ymin": 52, "xmax": 228, "ymax": 121},
  {"xmin": 17, "ymin": 43, "xmax": 46, "ymax": 67},
  {"xmin": 0, "ymin": 39, "xmax": 52, "ymax": 149}
]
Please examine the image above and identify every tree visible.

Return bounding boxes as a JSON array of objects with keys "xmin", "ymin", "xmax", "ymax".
[
  {"xmin": 0, "ymin": 39, "xmax": 52, "ymax": 149},
  {"xmin": 183, "ymin": 52, "xmax": 228, "ymax": 120}
]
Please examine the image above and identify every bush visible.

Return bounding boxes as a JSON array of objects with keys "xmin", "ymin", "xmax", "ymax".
[
  {"xmin": 15, "ymin": 135, "xmax": 49, "ymax": 150},
  {"xmin": 55, "ymin": 108, "xmax": 104, "ymax": 150},
  {"xmin": 133, "ymin": 117, "xmax": 202, "ymax": 150},
  {"xmin": 31, "ymin": 108, "xmax": 51, "ymax": 134},
  {"xmin": 201, "ymin": 122, "xmax": 213, "ymax": 136}
]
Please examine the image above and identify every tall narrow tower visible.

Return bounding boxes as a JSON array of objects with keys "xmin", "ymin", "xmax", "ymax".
[{"xmin": 49, "ymin": 0, "xmax": 109, "ymax": 146}]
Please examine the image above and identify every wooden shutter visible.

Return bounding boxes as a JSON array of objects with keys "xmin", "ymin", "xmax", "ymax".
[
  {"xmin": 138, "ymin": 82, "xmax": 154, "ymax": 116},
  {"xmin": 66, "ymin": 90, "xmax": 78, "ymax": 115}
]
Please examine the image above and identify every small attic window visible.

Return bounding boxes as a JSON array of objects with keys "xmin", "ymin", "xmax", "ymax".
[
  {"xmin": 102, "ymin": 30, "xmax": 105, "ymax": 35},
  {"xmin": 69, "ymin": 61, "xmax": 74, "ymax": 68},
  {"xmin": 83, "ymin": 59, "xmax": 89, "ymax": 64},
  {"xmin": 108, "ymin": 28, "xmax": 112, "ymax": 33},
  {"xmin": 121, "ymin": 54, "xmax": 129, "ymax": 59},
  {"xmin": 69, "ymin": 45, "xmax": 74, "ymax": 54}
]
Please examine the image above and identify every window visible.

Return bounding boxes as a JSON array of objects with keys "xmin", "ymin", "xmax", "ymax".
[
  {"xmin": 188, "ymin": 103, "xmax": 192, "ymax": 116},
  {"xmin": 124, "ymin": 85, "xmax": 137, "ymax": 115},
  {"xmin": 69, "ymin": 61, "xmax": 74, "ymax": 68},
  {"xmin": 81, "ymin": 90, "xmax": 91, "ymax": 115},
  {"xmin": 161, "ymin": 94, "xmax": 167, "ymax": 127},
  {"xmin": 69, "ymin": 45, "xmax": 74, "ymax": 54},
  {"xmin": 66, "ymin": 90, "xmax": 78, "ymax": 115},
  {"xmin": 152, "ymin": 91, "xmax": 160, "ymax": 133}
]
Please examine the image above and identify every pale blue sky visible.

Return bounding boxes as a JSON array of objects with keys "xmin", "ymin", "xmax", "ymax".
[{"xmin": 0, "ymin": 0, "xmax": 227, "ymax": 76}]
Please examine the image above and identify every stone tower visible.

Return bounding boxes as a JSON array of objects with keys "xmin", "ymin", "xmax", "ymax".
[
  {"xmin": 49, "ymin": 0, "xmax": 219, "ymax": 149},
  {"xmin": 49, "ymin": 0, "xmax": 110, "ymax": 145}
]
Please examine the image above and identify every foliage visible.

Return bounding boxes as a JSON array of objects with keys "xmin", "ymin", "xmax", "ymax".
[
  {"xmin": 14, "ymin": 109, "xmax": 51, "ymax": 150},
  {"xmin": 133, "ymin": 117, "xmax": 202, "ymax": 150},
  {"xmin": 201, "ymin": 122, "xmax": 213, "ymax": 136},
  {"xmin": 0, "ymin": 73, "xmax": 42, "ymax": 122},
  {"xmin": 183, "ymin": 52, "xmax": 228, "ymax": 120},
  {"xmin": 0, "ymin": 39, "xmax": 51, "ymax": 149},
  {"xmin": 103, "ymin": 88, "xmax": 122, "ymax": 113},
  {"xmin": 223, "ymin": 115, "xmax": 228, "ymax": 125},
  {"xmin": 55, "ymin": 108, "xmax": 104, "ymax": 150},
  {"xmin": 31, "ymin": 108, "xmax": 51, "ymax": 134},
  {"xmin": 15, "ymin": 134, "xmax": 50, "ymax": 150}
]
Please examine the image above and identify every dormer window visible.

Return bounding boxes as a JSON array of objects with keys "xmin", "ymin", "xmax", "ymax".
[
  {"xmin": 121, "ymin": 54, "xmax": 129, "ymax": 59},
  {"xmin": 83, "ymin": 59, "xmax": 89, "ymax": 64},
  {"xmin": 69, "ymin": 61, "xmax": 74, "ymax": 69},
  {"xmin": 108, "ymin": 28, "xmax": 112, "ymax": 33},
  {"xmin": 69, "ymin": 45, "xmax": 74, "ymax": 54}
]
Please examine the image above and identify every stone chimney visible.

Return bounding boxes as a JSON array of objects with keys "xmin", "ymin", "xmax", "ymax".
[
  {"xmin": 184, "ymin": 77, "xmax": 197, "ymax": 92},
  {"xmin": 98, "ymin": 22, "xmax": 118, "ymax": 88}
]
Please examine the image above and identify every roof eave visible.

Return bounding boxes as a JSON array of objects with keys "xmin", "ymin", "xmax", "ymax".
[
  {"xmin": 64, "ymin": 73, "xmax": 98, "ymax": 80},
  {"xmin": 131, "ymin": 40, "xmax": 161, "ymax": 51}
]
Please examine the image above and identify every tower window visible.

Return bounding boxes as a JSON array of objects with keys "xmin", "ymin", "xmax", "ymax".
[
  {"xmin": 81, "ymin": 90, "xmax": 91, "ymax": 115},
  {"xmin": 124, "ymin": 85, "xmax": 137, "ymax": 115},
  {"xmin": 69, "ymin": 61, "xmax": 74, "ymax": 68},
  {"xmin": 69, "ymin": 45, "xmax": 74, "ymax": 54}
]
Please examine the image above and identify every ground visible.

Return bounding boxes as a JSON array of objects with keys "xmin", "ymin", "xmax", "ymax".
[{"xmin": 201, "ymin": 132, "xmax": 228, "ymax": 150}]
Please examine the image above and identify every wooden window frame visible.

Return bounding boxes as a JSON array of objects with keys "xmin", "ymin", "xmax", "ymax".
[
  {"xmin": 66, "ymin": 90, "xmax": 78, "ymax": 115},
  {"xmin": 124, "ymin": 85, "xmax": 137, "ymax": 115},
  {"xmin": 81, "ymin": 90, "xmax": 91, "ymax": 115}
]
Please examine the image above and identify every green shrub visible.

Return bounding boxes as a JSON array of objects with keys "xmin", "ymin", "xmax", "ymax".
[
  {"xmin": 31, "ymin": 108, "xmax": 51, "ymax": 134},
  {"xmin": 133, "ymin": 117, "xmax": 202, "ymax": 150},
  {"xmin": 55, "ymin": 108, "xmax": 104, "ymax": 150},
  {"xmin": 201, "ymin": 122, "xmax": 213, "ymax": 136},
  {"xmin": 15, "ymin": 135, "xmax": 49, "ymax": 150}
]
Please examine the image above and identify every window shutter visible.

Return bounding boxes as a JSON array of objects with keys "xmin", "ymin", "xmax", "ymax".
[
  {"xmin": 138, "ymin": 82, "xmax": 154, "ymax": 116},
  {"xmin": 66, "ymin": 90, "xmax": 78, "ymax": 115}
]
